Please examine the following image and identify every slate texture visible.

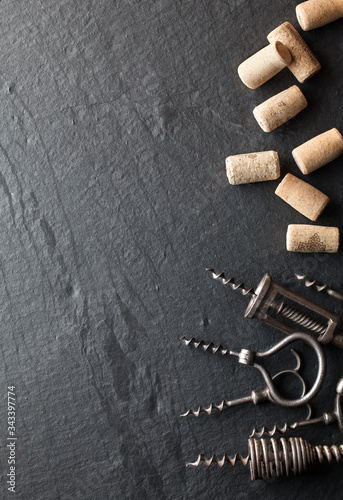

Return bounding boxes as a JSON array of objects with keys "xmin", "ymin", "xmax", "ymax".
[{"xmin": 0, "ymin": 1, "xmax": 342, "ymax": 499}]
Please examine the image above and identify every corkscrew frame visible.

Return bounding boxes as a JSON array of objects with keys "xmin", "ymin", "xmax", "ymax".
[
  {"xmin": 245, "ymin": 274, "xmax": 339, "ymax": 344},
  {"xmin": 207, "ymin": 268, "xmax": 343, "ymax": 349}
]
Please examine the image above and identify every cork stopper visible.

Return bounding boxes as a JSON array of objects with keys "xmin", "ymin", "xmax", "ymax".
[
  {"xmin": 292, "ymin": 128, "xmax": 343, "ymax": 175},
  {"xmin": 275, "ymin": 173, "xmax": 329, "ymax": 221},
  {"xmin": 267, "ymin": 22, "xmax": 321, "ymax": 82},
  {"xmin": 287, "ymin": 224, "xmax": 340, "ymax": 252},
  {"xmin": 296, "ymin": 0, "xmax": 343, "ymax": 31},
  {"xmin": 253, "ymin": 85, "xmax": 307, "ymax": 133},
  {"xmin": 226, "ymin": 151, "xmax": 280, "ymax": 185},
  {"xmin": 238, "ymin": 42, "xmax": 292, "ymax": 89}
]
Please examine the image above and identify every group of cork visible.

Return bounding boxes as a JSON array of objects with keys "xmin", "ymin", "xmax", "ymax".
[{"xmin": 226, "ymin": 0, "xmax": 343, "ymax": 254}]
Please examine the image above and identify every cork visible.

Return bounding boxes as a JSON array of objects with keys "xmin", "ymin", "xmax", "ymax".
[
  {"xmin": 296, "ymin": 0, "xmax": 343, "ymax": 31},
  {"xmin": 292, "ymin": 128, "xmax": 343, "ymax": 175},
  {"xmin": 275, "ymin": 173, "xmax": 329, "ymax": 221},
  {"xmin": 253, "ymin": 85, "xmax": 307, "ymax": 133},
  {"xmin": 267, "ymin": 22, "xmax": 321, "ymax": 83},
  {"xmin": 226, "ymin": 151, "xmax": 280, "ymax": 185},
  {"xmin": 287, "ymin": 224, "xmax": 339, "ymax": 252},
  {"xmin": 238, "ymin": 42, "xmax": 292, "ymax": 89}
]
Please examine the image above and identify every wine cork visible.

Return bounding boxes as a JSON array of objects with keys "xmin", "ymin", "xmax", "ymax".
[
  {"xmin": 267, "ymin": 22, "xmax": 321, "ymax": 83},
  {"xmin": 253, "ymin": 85, "xmax": 307, "ymax": 133},
  {"xmin": 275, "ymin": 173, "xmax": 329, "ymax": 221},
  {"xmin": 287, "ymin": 224, "xmax": 339, "ymax": 252},
  {"xmin": 238, "ymin": 42, "xmax": 292, "ymax": 89},
  {"xmin": 292, "ymin": 128, "xmax": 343, "ymax": 174},
  {"xmin": 226, "ymin": 151, "xmax": 280, "ymax": 185},
  {"xmin": 296, "ymin": 0, "xmax": 343, "ymax": 31}
]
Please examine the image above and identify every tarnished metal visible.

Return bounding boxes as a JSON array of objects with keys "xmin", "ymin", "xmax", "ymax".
[
  {"xmin": 180, "ymin": 332, "xmax": 326, "ymax": 416},
  {"xmin": 250, "ymin": 375, "xmax": 343, "ymax": 437},
  {"xmin": 187, "ymin": 437, "xmax": 343, "ymax": 481},
  {"xmin": 208, "ymin": 268, "xmax": 343, "ymax": 349},
  {"xmin": 296, "ymin": 273, "xmax": 343, "ymax": 302}
]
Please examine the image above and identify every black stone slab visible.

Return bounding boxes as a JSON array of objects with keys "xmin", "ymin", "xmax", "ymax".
[{"xmin": 0, "ymin": 1, "xmax": 342, "ymax": 498}]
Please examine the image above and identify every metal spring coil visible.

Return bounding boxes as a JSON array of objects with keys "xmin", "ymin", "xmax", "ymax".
[{"xmin": 278, "ymin": 302, "xmax": 328, "ymax": 336}]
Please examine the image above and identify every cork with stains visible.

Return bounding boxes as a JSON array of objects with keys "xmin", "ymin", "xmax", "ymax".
[
  {"xmin": 253, "ymin": 85, "xmax": 307, "ymax": 133},
  {"xmin": 226, "ymin": 151, "xmax": 280, "ymax": 185},
  {"xmin": 275, "ymin": 173, "xmax": 329, "ymax": 221},
  {"xmin": 267, "ymin": 22, "xmax": 321, "ymax": 83},
  {"xmin": 287, "ymin": 224, "xmax": 339, "ymax": 252}
]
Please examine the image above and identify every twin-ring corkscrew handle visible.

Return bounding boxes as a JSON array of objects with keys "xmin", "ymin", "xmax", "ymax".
[
  {"xmin": 246, "ymin": 332, "xmax": 326, "ymax": 408},
  {"xmin": 251, "ymin": 376, "xmax": 343, "ymax": 437},
  {"xmin": 182, "ymin": 332, "xmax": 326, "ymax": 416}
]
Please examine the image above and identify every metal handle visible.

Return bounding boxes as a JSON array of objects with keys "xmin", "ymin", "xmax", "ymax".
[{"xmin": 253, "ymin": 332, "xmax": 326, "ymax": 408}]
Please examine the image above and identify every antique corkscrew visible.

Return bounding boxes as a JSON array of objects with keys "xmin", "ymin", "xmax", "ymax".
[
  {"xmin": 181, "ymin": 332, "xmax": 326, "ymax": 417},
  {"xmin": 207, "ymin": 268, "xmax": 343, "ymax": 349},
  {"xmin": 187, "ymin": 436, "xmax": 343, "ymax": 481},
  {"xmin": 251, "ymin": 376, "xmax": 343, "ymax": 438},
  {"xmin": 296, "ymin": 274, "xmax": 343, "ymax": 302}
]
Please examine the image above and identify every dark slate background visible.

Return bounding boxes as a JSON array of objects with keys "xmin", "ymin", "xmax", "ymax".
[{"xmin": 0, "ymin": 1, "xmax": 342, "ymax": 498}]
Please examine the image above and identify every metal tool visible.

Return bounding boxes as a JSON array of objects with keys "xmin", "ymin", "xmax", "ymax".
[
  {"xmin": 251, "ymin": 376, "xmax": 343, "ymax": 437},
  {"xmin": 187, "ymin": 436, "xmax": 343, "ymax": 481},
  {"xmin": 181, "ymin": 332, "xmax": 326, "ymax": 416},
  {"xmin": 296, "ymin": 274, "xmax": 343, "ymax": 302},
  {"xmin": 207, "ymin": 268, "xmax": 343, "ymax": 349}
]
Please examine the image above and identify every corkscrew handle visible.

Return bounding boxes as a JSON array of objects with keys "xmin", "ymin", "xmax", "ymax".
[
  {"xmin": 334, "ymin": 378, "xmax": 343, "ymax": 434},
  {"xmin": 252, "ymin": 332, "xmax": 326, "ymax": 408}
]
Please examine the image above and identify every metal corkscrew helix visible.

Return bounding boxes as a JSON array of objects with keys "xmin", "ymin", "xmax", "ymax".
[
  {"xmin": 296, "ymin": 274, "xmax": 343, "ymax": 302},
  {"xmin": 207, "ymin": 268, "xmax": 343, "ymax": 349},
  {"xmin": 181, "ymin": 332, "xmax": 326, "ymax": 416},
  {"xmin": 187, "ymin": 436, "xmax": 343, "ymax": 481},
  {"xmin": 250, "ymin": 376, "xmax": 343, "ymax": 438}
]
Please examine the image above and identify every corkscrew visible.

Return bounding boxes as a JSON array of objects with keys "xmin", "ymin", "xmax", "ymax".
[
  {"xmin": 207, "ymin": 268, "xmax": 343, "ymax": 349},
  {"xmin": 187, "ymin": 436, "xmax": 343, "ymax": 481},
  {"xmin": 181, "ymin": 332, "xmax": 326, "ymax": 416},
  {"xmin": 295, "ymin": 274, "xmax": 343, "ymax": 302},
  {"xmin": 250, "ymin": 376, "xmax": 343, "ymax": 438}
]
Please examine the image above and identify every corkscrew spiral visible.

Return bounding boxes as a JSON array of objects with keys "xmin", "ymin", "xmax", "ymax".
[{"xmin": 187, "ymin": 437, "xmax": 343, "ymax": 481}]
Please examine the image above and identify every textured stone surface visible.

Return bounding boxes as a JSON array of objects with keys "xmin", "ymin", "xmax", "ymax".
[{"xmin": 0, "ymin": 1, "xmax": 342, "ymax": 498}]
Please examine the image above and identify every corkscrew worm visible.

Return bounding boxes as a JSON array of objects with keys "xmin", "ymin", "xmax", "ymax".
[
  {"xmin": 251, "ymin": 376, "xmax": 343, "ymax": 437},
  {"xmin": 295, "ymin": 273, "xmax": 343, "ymax": 302},
  {"xmin": 187, "ymin": 437, "xmax": 343, "ymax": 481}
]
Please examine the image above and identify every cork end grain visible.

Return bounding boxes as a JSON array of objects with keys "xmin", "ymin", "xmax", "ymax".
[{"xmin": 274, "ymin": 41, "xmax": 292, "ymax": 65}]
